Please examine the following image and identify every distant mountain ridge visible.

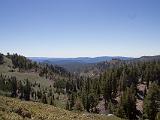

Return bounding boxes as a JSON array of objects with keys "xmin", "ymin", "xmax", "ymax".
[
  {"xmin": 29, "ymin": 56, "xmax": 132, "ymax": 73},
  {"xmin": 29, "ymin": 55, "xmax": 160, "ymax": 73},
  {"xmin": 138, "ymin": 55, "xmax": 160, "ymax": 61},
  {"xmin": 29, "ymin": 56, "xmax": 132, "ymax": 64}
]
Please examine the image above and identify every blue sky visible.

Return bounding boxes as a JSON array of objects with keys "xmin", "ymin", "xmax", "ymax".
[{"xmin": 0, "ymin": 0, "xmax": 160, "ymax": 57}]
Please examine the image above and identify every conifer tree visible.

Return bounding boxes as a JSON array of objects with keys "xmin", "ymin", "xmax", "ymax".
[
  {"xmin": 143, "ymin": 83, "xmax": 160, "ymax": 120},
  {"xmin": 116, "ymin": 85, "xmax": 137, "ymax": 119},
  {"xmin": 50, "ymin": 96, "xmax": 54, "ymax": 105},
  {"xmin": 24, "ymin": 79, "xmax": 31, "ymax": 101},
  {"xmin": 103, "ymin": 78, "xmax": 112, "ymax": 104},
  {"xmin": 42, "ymin": 92, "xmax": 48, "ymax": 104},
  {"xmin": 11, "ymin": 77, "xmax": 17, "ymax": 98},
  {"xmin": 0, "ymin": 53, "xmax": 4, "ymax": 64},
  {"xmin": 18, "ymin": 81, "xmax": 24, "ymax": 99},
  {"xmin": 66, "ymin": 100, "xmax": 70, "ymax": 110}
]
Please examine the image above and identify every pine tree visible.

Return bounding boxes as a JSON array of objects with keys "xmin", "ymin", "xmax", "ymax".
[
  {"xmin": 88, "ymin": 93, "xmax": 99, "ymax": 113},
  {"xmin": 11, "ymin": 77, "xmax": 17, "ymax": 98},
  {"xmin": 0, "ymin": 53, "xmax": 4, "ymax": 64},
  {"xmin": 42, "ymin": 92, "xmax": 48, "ymax": 104},
  {"xmin": 111, "ymin": 71, "xmax": 118, "ymax": 98},
  {"xmin": 37, "ymin": 90, "xmax": 42, "ymax": 99},
  {"xmin": 116, "ymin": 85, "xmax": 137, "ymax": 119},
  {"xmin": 70, "ymin": 92, "xmax": 75, "ymax": 109},
  {"xmin": 18, "ymin": 81, "xmax": 24, "ymax": 99},
  {"xmin": 24, "ymin": 79, "xmax": 31, "ymax": 101},
  {"xmin": 50, "ymin": 96, "xmax": 54, "ymax": 105},
  {"xmin": 143, "ymin": 83, "xmax": 160, "ymax": 120},
  {"xmin": 81, "ymin": 88, "xmax": 88, "ymax": 111},
  {"xmin": 119, "ymin": 70, "xmax": 127, "ymax": 91},
  {"xmin": 103, "ymin": 78, "xmax": 112, "ymax": 104},
  {"xmin": 144, "ymin": 66, "xmax": 151, "ymax": 88},
  {"xmin": 95, "ymin": 81, "xmax": 101, "ymax": 97},
  {"xmin": 66, "ymin": 100, "xmax": 70, "ymax": 110},
  {"xmin": 67, "ymin": 92, "xmax": 75, "ymax": 110},
  {"xmin": 108, "ymin": 101, "xmax": 114, "ymax": 114}
]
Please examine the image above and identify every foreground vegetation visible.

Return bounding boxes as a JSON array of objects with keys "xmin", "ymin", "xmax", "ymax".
[{"xmin": 0, "ymin": 96, "xmax": 121, "ymax": 120}]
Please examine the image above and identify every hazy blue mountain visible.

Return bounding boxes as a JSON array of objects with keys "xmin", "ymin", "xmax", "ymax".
[
  {"xmin": 29, "ymin": 57, "xmax": 51, "ymax": 62},
  {"xmin": 29, "ymin": 56, "xmax": 132, "ymax": 64},
  {"xmin": 138, "ymin": 55, "xmax": 160, "ymax": 61},
  {"xmin": 29, "ymin": 56, "xmax": 132, "ymax": 72},
  {"xmin": 26, "ymin": 55, "xmax": 160, "ymax": 74}
]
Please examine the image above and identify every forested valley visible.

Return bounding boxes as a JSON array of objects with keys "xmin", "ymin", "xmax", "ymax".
[{"xmin": 0, "ymin": 53, "xmax": 160, "ymax": 120}]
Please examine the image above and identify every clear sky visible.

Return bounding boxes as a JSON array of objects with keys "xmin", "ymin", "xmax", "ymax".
[{"xmin": 0, "ymin": 0, "xmax": 160, "ymax": 58}]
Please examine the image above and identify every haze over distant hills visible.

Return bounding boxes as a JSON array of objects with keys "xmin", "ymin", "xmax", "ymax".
[
  {"xmin": 29, "ymin": 56, "xmax": 132, "ymax": 72},
  {"xmin": 29, "ymin": 56, "xmax": 133, "ymax": 64},
  {"xmin": 29, "ymin": 55, "xmax": 160, "ymax": 73}
]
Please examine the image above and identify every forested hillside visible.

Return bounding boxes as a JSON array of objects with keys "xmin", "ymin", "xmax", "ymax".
[
  {"xmin": 0, "ymin": 53, "xmax": 160, "ymax": 120},
  {"xmin": 0, "ymin": 53, "xmax": 71, "ymax": 109}
]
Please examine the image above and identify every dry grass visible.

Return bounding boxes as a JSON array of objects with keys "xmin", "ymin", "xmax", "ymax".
[{"xmin": 0, "ymin": 96, "xmax": 121, "ymax": 120}]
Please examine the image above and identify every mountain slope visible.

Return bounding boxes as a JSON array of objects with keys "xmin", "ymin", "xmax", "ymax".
[
  {"xmin": 0, "ymin": 54, "xmax": 68, "ymax": 87},
  {"xmin": 137, "ymin": 55, "xmax": 160, "ymax": 61},
  {"xmin": 29, "ymin": 56, "xmax": 132, "ymax": 64},
  {"xmin": 29, "ymin": 56, "xmax": 132, "ymax": 72},
  {"xmin": 0, "ymin": 96, "xmax": 121, "ymax": 120},
  {"xmin": 0, "ymin": 54, "xmax": 70, "ymax": 109}
]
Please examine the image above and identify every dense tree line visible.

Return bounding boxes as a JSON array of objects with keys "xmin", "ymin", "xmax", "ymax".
[
  {"xmin": 6, "ymin": 53, "xmax": 36, "ymax": 71},
  {"xmin": 0, "ymin": 74, "xmax": 31, "ymax": 100},
  {"xmin": 0, "ymin": 74, "xmax": 56, "ymax": 104},
  {"xmin": 0, "ymin": 53, "xmax": 4, "ymax": 64},
  {"xmin": 6, "ymin": 53, "xmax": 69, "ymax": 77}
]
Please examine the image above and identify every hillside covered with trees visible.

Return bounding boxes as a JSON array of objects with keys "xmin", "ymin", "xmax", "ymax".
[{"xmin": 0, "ymin": 53, "xmax": 160, "ymax": 120}]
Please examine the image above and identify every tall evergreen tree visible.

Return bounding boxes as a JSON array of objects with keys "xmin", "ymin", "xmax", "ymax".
[
  {"xmin": 0, "ymin": 53, "xmax": 4, "ymax": 64},
  {"xmin": 11, "ymin": 77, "xmax": 17, "ymax": 98},
  {"xmin": 18, "ymin": 81, "xmax": 24, "ymax": 99},
  {"xmin": 42, "ymin": 92, "xmax": 48, "ymax": 104},
  {"xmin": 24, "ymin": 79, "xmax": 31, "ymax": 101},
  {"xmin": 143, "ymin": 83, "xmax": 160, "ymax": 120},
  {"xmin": 116, "ymin": 85, "xmax": 137, "ymax": 119}
]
